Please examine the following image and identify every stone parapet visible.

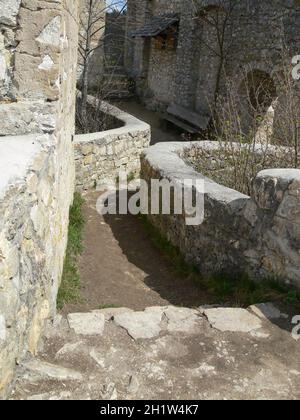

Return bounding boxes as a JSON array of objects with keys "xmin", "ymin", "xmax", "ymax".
[
  {"xmin": 75, "ymin": 98, "xmax": 151, "ymax": 190},
  {"xmin": 141, "ymin": 141, "xmax": 300, "ymax": 289}
]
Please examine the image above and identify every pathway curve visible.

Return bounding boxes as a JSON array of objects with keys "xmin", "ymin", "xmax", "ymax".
[
  {"xmin": 117, "ymin": 100, "xmax": 183, "ymax": 145},
  {"xmin": 10, "ymin": 148, "xmax": 300, "ymax": 400},
  {"xmin": 63, "ymin": 192, "xmax": 213, "ymax": 314}
]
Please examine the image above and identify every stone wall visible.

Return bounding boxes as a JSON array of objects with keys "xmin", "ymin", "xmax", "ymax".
[
  {"xmin": 147, "ymin": 41, "xmax": 177, "ymax": 110},
  {"xmin": 141, "ymin": 141, "xmax": 300, "ymax": 290},
  {"xmin": 75, "ymin": 97, "xmax": 151, "ymax": 191},
  {"xmin": 0, "ymin": 0, "xmax": 79, "ymax": 398},
  {"xmin": 77, "ymin": 0, "xmax": 106, "ymax": 88},
  {"xmin": 0, "ymin": 135, "xmax": 55, "ymax": 395},
  {"xmin": 126, "ymin": 0, "xmax": 300, "ymax": 113},
  {"xmin": 104, "ymin": 11, "xmax": 126, "ymax": 69}
]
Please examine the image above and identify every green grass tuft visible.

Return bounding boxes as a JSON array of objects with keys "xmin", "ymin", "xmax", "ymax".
[
  {"xmin": 57, "ymin": 192, "xmax": 85, "ymax": 310},
  {"xmin": 97, "ymin": 304, "xmax": 121, "ymax": 310}
]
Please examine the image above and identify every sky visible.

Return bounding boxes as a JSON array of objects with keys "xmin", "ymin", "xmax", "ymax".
[{"xmin": 107, "ymin": 0, "xmax": 127, "ymax": 10}]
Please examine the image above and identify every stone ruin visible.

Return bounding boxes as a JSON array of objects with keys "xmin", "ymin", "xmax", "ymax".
[
  {"xmin": 0, "ymin": 1, "xmax": 150, "ymax": 397},
  {"xmin": 0, "ymin": 0, "xmax": 79, "ymax": 397},
  {"xmin": 0, "ymin": 0, "xmax": 300, "ymax": 400},
  {"xmin": 142, "ymin": 141, "xmax": 300, "ymax": 290},
  {"xmin": 77, "ymin": 0, "xmax": 106, "ymax": 90},
  {"xmin": 124, "ymin": 0, "xmax": 300, "ymax": 131}
]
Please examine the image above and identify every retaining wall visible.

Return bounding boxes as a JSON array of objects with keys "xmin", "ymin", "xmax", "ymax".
[
  {"xmin": 141, "ymin": 141, "xmax": 300, "ymax": 289},
  {"xmin": 75, "ymin": 98, "xmax": 151, "ymax": 190}
]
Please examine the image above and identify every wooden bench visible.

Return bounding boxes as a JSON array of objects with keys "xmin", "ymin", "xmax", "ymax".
[{"xmin": 163, "ymin": 104, "xmax": 210, "ymax": 134}]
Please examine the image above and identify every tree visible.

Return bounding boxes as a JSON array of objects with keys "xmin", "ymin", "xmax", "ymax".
[
  {"xmin": 78, "ymin": 0, "xmax": 127, "ymax": 122},
  {"xmin": 192, "ymin": 0, "xmax": 239, "ymax": 114}
]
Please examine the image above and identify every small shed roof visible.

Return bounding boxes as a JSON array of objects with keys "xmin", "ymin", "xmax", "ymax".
[{"xmin": 131, "ymin": 14, "xmax": 179, "ymax": 38}]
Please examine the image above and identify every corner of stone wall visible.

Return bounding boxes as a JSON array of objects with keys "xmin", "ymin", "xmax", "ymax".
[
  {"xmin": 250, "ymin": 169, "xmax": 300, "ymax": 288},
  {"xmin": 74, "ymin": 98, "xmax": 151, "ymax": 191}
]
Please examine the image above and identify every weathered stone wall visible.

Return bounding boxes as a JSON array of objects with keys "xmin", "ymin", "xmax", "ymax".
[
  {"xmin": 126, "ymin": 0, "xmax": 300, "ymax": 112},
  {"xmin": 75, "ymin": 97, "xmax": 151, "ymax": 191},
  {"xmin": 141, "ymin": 141, "xmax": 300, "ymax": 290},
  {"xmin": 0, "ymin": 0, "xmax": 79, "ymax": 398},
  {"xmin": 104, "ymin": 11, "xmax": 126, "ymax": 69},
  {"xmin": 0, "ymin": 135, "xmax": 56, "ymax": 396},
  {"xmin": 77, "ymin": 0, "xmax": 106, "ymax": 87},
  {"xmin": 0, "ymin": 0, "xmax": 20, "ymax": 99},
  {"xmin": 147, "ymin": 41, "xmax": 177, "ymax": 110}
]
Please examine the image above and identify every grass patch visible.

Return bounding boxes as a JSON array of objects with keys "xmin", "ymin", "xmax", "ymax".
[
  {"xmin": 139, "ymin": 215, "xmax": 300, "ymax": 311},
  {"xmin": 97, "ymin": 304, "xmax": 121, "ymax": 310},
  {"xmin": 57, "ymin": 192, "xmax": 85, "ymax": 310},
  {"xmin": 115, "ymin": 171, "xmax": 137, "ymax": 186}
]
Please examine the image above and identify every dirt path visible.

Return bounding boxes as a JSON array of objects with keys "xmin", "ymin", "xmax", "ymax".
[
  {"xmin": 63, "ymin": 192, "xmax": 212, "ymax": 314},
  {"xmin": 117, "ymin": 99, "xmax": 183, "ymax": 145}
]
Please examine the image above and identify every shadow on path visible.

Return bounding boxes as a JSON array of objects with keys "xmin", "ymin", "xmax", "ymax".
[
  {"xmin": 63, "ymin": 192, "xmax": 212, "ymax": 313},
  {"xmin": 117, "ymin": 99, "xmax": 183, "ymax": 145}
]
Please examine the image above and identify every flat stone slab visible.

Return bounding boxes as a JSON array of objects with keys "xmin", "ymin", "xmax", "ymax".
[
  {"xmin": 249, "ymin": 303, "xmax": 287, "ymax": 320},
  {"xmin": 203, "ymin": 308, "xmax": 262, "ymax": 333},
  {"xmin": 164, "ymin": 306, "xmax": 201, "ymax": 334},
  {"xmin": 113, "ymin": 309, "xmax": 162, "ymax": 340},
  {"xmin": 11, "ymin": 304, "xmax": 300, "ymax": 400},
  {"xmin": 67, "ymin": 312, "xmax": 105, "ymax": 335},
  {"xmin": 22, "ymin": 360, "xmax": 83, "ymax": 381}
]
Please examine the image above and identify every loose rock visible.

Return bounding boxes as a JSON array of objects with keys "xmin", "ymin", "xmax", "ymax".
[{"xmin": 21, "ymin": 359, "xmax": 83, "ymax": 381}]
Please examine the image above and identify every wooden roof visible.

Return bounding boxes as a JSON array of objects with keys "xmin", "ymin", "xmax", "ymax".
[{"xmin": 131, "ymin": 14, "xmax": 179, "ymax": 38}]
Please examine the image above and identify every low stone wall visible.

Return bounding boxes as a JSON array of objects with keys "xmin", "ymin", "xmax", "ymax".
[
  {"xmin": 75, "ymin": 99, "xmax": 151, "ymax": 191},
  {"xmin": 0, "ymin": 134, "xmax": 61, "ymax": 396},
  {"xmin": 141, "ymin": 142, "xmax": 300, "ymax": 290}
]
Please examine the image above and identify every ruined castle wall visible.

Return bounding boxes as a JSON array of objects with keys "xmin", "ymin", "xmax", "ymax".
[
  {"xmin": 104, "ymin": 11, "xmax": 126, "ymax": 69},
  {"xmin": 145, "ymin": 0, "xmax": 181, "ymax": 105},
  {"xmin": 75, "ymin": 97, "xmax": 151, "ymax": 191},
  {"xmin": 77, "ymin": 0, "xmax": 106, "ymax": 87},
  {"xmin": 126, "ymin": 0, "xmax": 300, "ymax": 113},
  {"xmin": 142, "ymin": 141, "xmax": 300, "ymax": 290},
  {"xmin": 0, "ymin": 0, "xmax": 20, "ymax": 99},
  {"xmin": 0, "ymin": 0, "xmax": 79, "ymax": 397},
  {"xmin": 147, "ymin": 43, "xmax": 177, "ymax": 109}
]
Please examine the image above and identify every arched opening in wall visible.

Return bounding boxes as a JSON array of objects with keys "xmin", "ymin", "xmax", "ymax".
[
  {"xmin": 240, "ymin": 70, "xmax": 277, "ymax": 116},
  {"xmin": 238, "ymin": 70, "xmax": 278, "ymax": 141}
]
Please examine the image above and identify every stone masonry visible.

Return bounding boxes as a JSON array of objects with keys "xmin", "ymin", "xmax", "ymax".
[
  {"xmin": 77, "ymin": 0, "xmax": 106, "ymax": 88},
  {"xmin": 141, "ymin": 141, "xmax": 300, "ymax": 290},
  {"xmin": 75, "ymin": 96, "xmax": 150, "ymax": 191},
  {"xmin": 0, "ymin": 0, "xmax": 79, "ymax": 398},
  {"xmin": 125, "ymin": 0, "xmax": 300, "ymax": 114}
]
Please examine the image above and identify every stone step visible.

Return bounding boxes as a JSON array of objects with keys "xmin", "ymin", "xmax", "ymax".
[{"xmin": 9, "ymin": 304, "xmax": 297, "ymax": 401}]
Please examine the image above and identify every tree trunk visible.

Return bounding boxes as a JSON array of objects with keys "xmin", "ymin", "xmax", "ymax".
[{"xmin": 81, "ymin": 56, "xmax": 89, "ymax": 123}]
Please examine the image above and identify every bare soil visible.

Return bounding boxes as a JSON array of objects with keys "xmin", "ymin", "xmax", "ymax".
[{"xmin": 62, "ymin": 192, "xmax": 212, "ymax": 314}]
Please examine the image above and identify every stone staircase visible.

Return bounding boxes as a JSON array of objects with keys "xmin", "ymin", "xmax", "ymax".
[{"xmin": 9, "ymin": 304, "xmax": 300, "ymax": 400}]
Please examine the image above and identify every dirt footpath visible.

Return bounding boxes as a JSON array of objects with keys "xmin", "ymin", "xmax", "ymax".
[{"xmin": 63, "ymin": 192, "xmax": 212, "ymax": 314}]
